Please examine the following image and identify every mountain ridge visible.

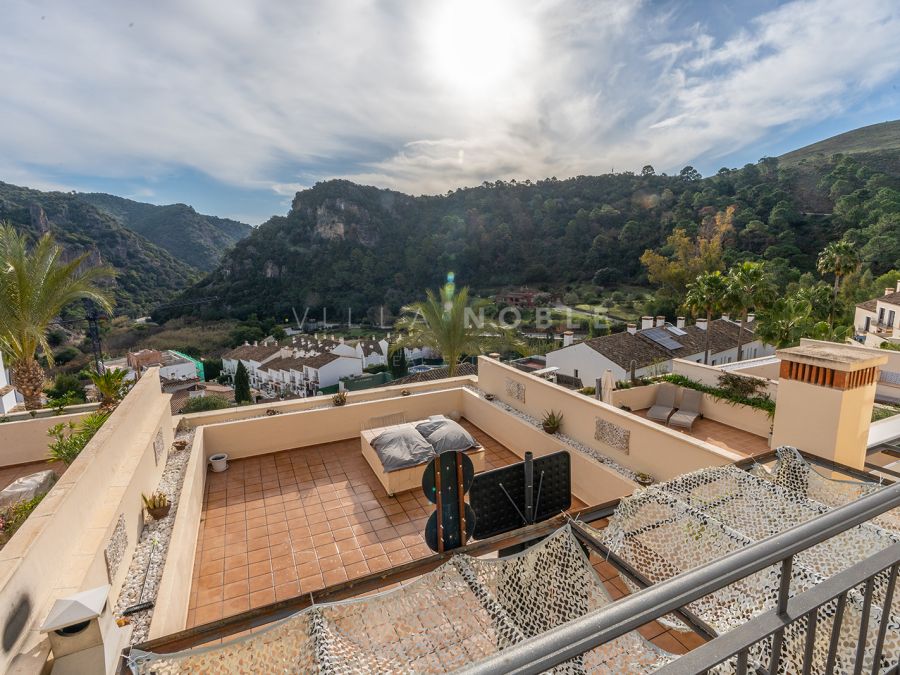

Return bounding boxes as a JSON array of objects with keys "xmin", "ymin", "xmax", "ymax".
[{"xmin": 77, "ymin": 193, "xmax": 251, "ymax": 271}]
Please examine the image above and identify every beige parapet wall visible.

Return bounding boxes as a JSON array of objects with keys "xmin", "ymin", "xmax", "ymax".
[
  {"xmin": 149, "ymin": 426, "xmax": 206, "ymax": 639},
  {"xmin": 0, "ymin": 401, "xmax": 100, "ymax": 422},
  {"xmin": 612, "ymin": 382, "xmax": 772, "ymax": 438},
  {"xmin": 201, "ymin": 388, "xmax": 466, "ymax": 459},
  {"xmin": 0, "ymin": 411, "xmax": 92, "ymax": 467},
  {"xmin": 176, "ymin": 376, "xmax": 478, "ymax": 430},
  {"xmin": 671, "ymin": 358, "xmax": 778, "ymax": 399},
  {"xmin": 0, "ymin": 369, "xmax": 173, "ymax": 674},
  {"xmin": 477, "ymin": 357, "xmax": 743, "ymax": 481}
]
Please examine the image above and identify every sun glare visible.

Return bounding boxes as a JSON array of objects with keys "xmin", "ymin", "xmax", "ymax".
[{"xmin": 427, "ymin": 0, "xmax": 537, "ymax": 97}]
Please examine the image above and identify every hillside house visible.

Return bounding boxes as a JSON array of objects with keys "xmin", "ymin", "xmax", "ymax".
[
  {"xmin": 855, "ymin": 281, "xmax": 900, "ymax": 347},
  {"xmin": 547, "ymin": 315, "xmax": 773, "ymax": 384}
]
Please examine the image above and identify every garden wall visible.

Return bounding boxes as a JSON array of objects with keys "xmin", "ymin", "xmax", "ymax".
[{"xmin": 0, "ymin": 369, "xmax": 173, "ymax": 674}]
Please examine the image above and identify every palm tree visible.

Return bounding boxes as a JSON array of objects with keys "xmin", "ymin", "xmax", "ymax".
[
  {"xmin": 816, "ymin": 240, "xmax": 860, "ymax": 328},
  {"xmin": 755, "ymin": 295, "xmax": 814, "ymax": 348},
  {"xmin": 0, "ymin": 224, "xmax": 113, "ymax": 409},
  {"xmin": 726, "ymin": 261, "xmax": 775, "ymax": 361},
  {"xmin": 683, "ymin": 271, "xmax": 728, "ymax": 364},
  {"xmin": 88, "ymin": 368, "xmax": 131, "ymax": 410},
  {"xmin": 391, "ymin": 284, "xmax": 523, "ymax": 376}
]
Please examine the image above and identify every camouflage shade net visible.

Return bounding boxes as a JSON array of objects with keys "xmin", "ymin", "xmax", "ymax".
[
  {"xmin": 128, "ymin": 526, "xmax": 672, "ymax": 674},
  {"xmin": 580, "ymin": 448, "xmax": 899, "ymax": 673}
]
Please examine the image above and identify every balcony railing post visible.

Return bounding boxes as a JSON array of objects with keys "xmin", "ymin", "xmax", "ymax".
[{"xmin": 870, "ymin": 563, "xmax": 898, "ymax": 673}]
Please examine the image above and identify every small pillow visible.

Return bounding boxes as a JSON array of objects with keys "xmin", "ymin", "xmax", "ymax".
[
  {"xmin": 371, "ymin": 427, "xmax": 434, "ymax": 472},
  {"xmin": 415, "ymin": 418, "xmax": 478, "ymax": 454}
]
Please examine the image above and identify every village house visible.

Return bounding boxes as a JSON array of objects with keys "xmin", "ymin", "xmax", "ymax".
[
  {"xmin": 854, "ymin": 280, "xmax": 900, "ymax": 347},
  {"xmin": 547, "ymin": 315, "xmax": 774, "ymax": 384}
]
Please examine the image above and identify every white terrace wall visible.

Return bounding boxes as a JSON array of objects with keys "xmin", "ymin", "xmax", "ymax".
[
  {"xmin": 0, "ymin": 411, "xmax": 92, "ymax": 467},
  {"xmin": 200, "ymin": 388, "xmax": 466, "ymax": 460},
  {"xmin": 476, "ymin": 357, "xmax": 742, "ymax": 482},
  {"xmin": 0, "ymin": 369, "xmax": 173, "ymax": 674},
  {"xmin": 176, "ymin": 376, "xmax": 478, "ymax": 430},
  {"xmin": 671, "ymin": 359, "xmax": 778, "ymax": 399}
]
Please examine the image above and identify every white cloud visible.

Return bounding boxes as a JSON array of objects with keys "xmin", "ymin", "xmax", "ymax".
[{"xmin": 0, "ymin": 0, "xmax": 898, "ymax": 202}]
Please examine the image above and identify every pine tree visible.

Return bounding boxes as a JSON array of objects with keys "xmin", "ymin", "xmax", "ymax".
[{"xmin": 234, "ymin": 361, "xmax": 251, "ymax": 403}]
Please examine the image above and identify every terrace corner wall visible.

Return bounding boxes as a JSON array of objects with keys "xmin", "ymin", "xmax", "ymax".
[
  {"xmin": 476, "ymin": 357, "xmax": 742, "ymax": 482},
  {"xmin": 0, "ymin": 411, "xmax": 92, "ymax": 467},
  {"xmin": 0, "ymin": 369, "xmax": 173, "ymax": 674}
]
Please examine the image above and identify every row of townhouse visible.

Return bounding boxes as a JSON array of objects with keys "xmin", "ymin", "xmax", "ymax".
[
  {"xmin": 221, "ymin": 340, "xmax": 363, "ymax": 397},
  {"xmin": 222, "ymin": 334, "xmax": 437, "ymax": 398}
]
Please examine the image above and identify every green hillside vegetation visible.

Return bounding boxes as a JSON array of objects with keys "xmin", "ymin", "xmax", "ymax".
[
  {"xmin": 0, "ymin": 181, "xmax": 198, "ymax": 315},
  {"xmin": 78, "ymin": 193, "xmax": 251, "ymax": 271},
  {"xmin": 779, "ymin": 120, "xmax": 900, "ymax": 167},
  {"xmin": 161, "ymin": 145, "xmax": 900, "ymax": 323}
]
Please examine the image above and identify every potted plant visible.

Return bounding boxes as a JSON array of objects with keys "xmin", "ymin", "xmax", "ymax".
[
  {"xmin": 172, "ymin": 439, "xmax": 188, "ymax": 452},
  {"xmin": 484, "ymin": 393, "xmax": 495, "ymax": 401},
  {"xmin": 209, "ymin": 453, "xmax": 228, "ymax": 472},
  {"xmin": 401, "ymin": 389, "xmax": 411, "ymax": 397},
  {"xmin": 541, "ymin": 410, "xmax": 563, "ymax": 434},
  {"xmin": 142, "ymin": 492, "xmax": 170, "ymax": 520},
  {"xmin": 635, "ymin": 472, "xmax": 654, "ymax": 487},
  {"xmin": 332, "ymin": 391, "xmax": 348, "ymax": 406}
]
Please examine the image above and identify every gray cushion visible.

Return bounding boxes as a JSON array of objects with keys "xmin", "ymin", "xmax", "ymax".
[
  {"xmin": 371, "ymin": 427, "xmax": 435, "ymax": 472},
  {"xmin": 415, "ymin": 418, "xmax": 478, "ymax": 454}
]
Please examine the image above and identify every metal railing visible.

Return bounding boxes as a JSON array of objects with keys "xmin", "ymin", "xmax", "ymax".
[{"xmin": 461, "ymin": 480, "xmax": 900, "ymax": 674}]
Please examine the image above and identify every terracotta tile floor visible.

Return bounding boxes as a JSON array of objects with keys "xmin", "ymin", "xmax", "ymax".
[
  {"xmin": 634, "ymin": 408, "xmax": 769, "ymax": 457},
  {"xmin": 586, "ymin": 517, "xmax": 708, "ymax": 656},
  {"xmin": 188, "ymin": 419, "xmax": 572, "ymax": 626}
]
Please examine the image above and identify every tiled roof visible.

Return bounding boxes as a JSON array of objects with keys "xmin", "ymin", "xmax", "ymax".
[
  {"xmin": 357, "ymin": 340, "xmax": 384, "ymax": 356},
  {"xmin": 576, "ymin": 319, "xmax": 758, "ymax": 370},
  {"xmin": 260, "ymin": 356, "xmax": 307, "ymax": 372},
  {"xmin": 0, "ymin": 384, "xmax": 14, "ymax": 397},
  {"xmin": 303, "ymin": 352, "xmax": 343, "ymax": 369},
  {"xmin": 390, "ymin": 362, "xmax": 478, "ymax": 386},
  {"xmin": 222, "ymin": 344, "xmax": 282, "ymax": 362},
  {"xmin": 857, "ymin": 290, "xmax": 900, "ymax": 311}
]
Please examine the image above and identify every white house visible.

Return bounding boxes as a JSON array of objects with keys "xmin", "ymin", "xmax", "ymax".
[
  {"xmin": 546, "ymin": 316, "xmax": 774, "ymax": 385},
  {"xmin": 854, "ymin": 282, "xmax": 900, "ymax": 347},
  {"xmin": 0, "ymin": 353, "xmax": 17, "ymax": 414},
  {"xmin": 303, "ymin": 353, "xmax": 363, "ymax": 389},
  {"xmin": 221, "ymin": 343, "xmax": 284, "ymax": 384},
  {"xmin": 354, "ymin": 338, "xmax": 389, "ymax": 369}
]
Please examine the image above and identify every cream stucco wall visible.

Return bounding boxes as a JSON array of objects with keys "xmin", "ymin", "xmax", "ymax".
[
  {"xmin": 0, "ymin": 411, "xmax": 92, "ymax": 467},
  {"xmin": 477, "ymin": 357, "xmax": 743, "ymax": 481},
  {"xmin": 0, "ymin": 369, "xmax": 173, "ymax": 674}
]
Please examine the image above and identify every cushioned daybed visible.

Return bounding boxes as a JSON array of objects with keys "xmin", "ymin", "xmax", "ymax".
[{"xmin": 360, "ymin": 416, "xmax": 485, "ymax": 496}]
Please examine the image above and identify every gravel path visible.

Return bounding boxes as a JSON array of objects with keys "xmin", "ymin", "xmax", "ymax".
[{"xmin": 114, "ymin": 430, "xmax": 194, "ymax": 643}]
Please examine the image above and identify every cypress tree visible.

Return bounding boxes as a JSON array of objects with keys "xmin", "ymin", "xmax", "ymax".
[{"xmin": 234, "ymin": 361, "xmax": 251, "ymax": 403}]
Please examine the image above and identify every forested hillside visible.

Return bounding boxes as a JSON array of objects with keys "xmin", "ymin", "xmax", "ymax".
[
  {"xmin": 164, "ymin": 145, "xmax": 900, "ymax": 322},
  {"xmin": 78, "ymin": 193, "xmax": 251, "ymax": 271},
  {"xmin": 0, "ymin": 181, "xmax": 198, "ymax": 315}
]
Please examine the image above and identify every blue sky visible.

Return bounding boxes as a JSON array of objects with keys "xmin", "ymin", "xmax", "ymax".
[{"xmin": 2, "ymin": 0, "xmax": 898, "ymax": 225}]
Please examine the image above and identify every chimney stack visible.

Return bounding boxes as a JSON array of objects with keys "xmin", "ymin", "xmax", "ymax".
[
  {"xmin": 563, "ymin": 330, "xmax": 574, "ymax": 347},
  {"xmin": 747, "ymin": 313, "xmax": 756, "ymax": 323},
  {"xmin": 896, "ymin": 280, "xmax": 900, "ymax": 293},
  {"xmin": 696, "ymin": 318, "xmax": 708, "ymax": 330},
  {"xmin": 627, "ymin": 323, "xmax": 637, "ymax": 335},
  {"xmin": 641, "ymin": 316, "xmax": 653, "ymax": 330},
  {"xmin": 886, "ymin": 288, "xmax": 894, "ymax": 297},
  {"xmin": 253, "ymin": 340, "xmax": 258, "ymax": 347},
  {"xmin": 676, "ymin": 316, "xmax": 685, "ymax": 329},
  {"xmin": 655, "ymin": 315, "xmax": 665, "ymax": 327},
  {"xmin": 339, "ymin": 337, "xmax": 344, "ymax": 344}
]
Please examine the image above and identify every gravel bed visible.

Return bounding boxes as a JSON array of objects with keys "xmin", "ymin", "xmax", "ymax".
[
  {"xmin": 114, "ymin": 430, "xmax": 194, "ymax": 643},
  {"xmin": 464, "ymin": 386, "xmax": 638, "ymax": 483}
]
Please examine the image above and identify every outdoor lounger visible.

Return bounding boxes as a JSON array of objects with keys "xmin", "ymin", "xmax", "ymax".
[
  {"xmin": 668, "ymin": 388, "xmax": 703, "ymax": 430},
  {"xmin": 646, "ymin": 384, "xmax": 677, "ymax": 423}
]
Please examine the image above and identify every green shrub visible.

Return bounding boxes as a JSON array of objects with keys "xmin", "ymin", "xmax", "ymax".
[
  {"xmin": 180, "ymin": 395, "xmax": 231, "ymax": 413},
  {"xmin": 45, "ymin": 373, "xmax": 86, "ymax": 402},
  {"xmin": 47, "ymin": 410, "xmax": 110, "ymax": 464},
  {"xmin": 579, "ymin": 386, "xmax": 596, "ymax": 395},
  {"xmin": 0, "ymin": 494, "xmax": 47, "ymax": 546},
  {"xmin": 660, "ymin": 374, "xmax": 776, "ymax": 417}
]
